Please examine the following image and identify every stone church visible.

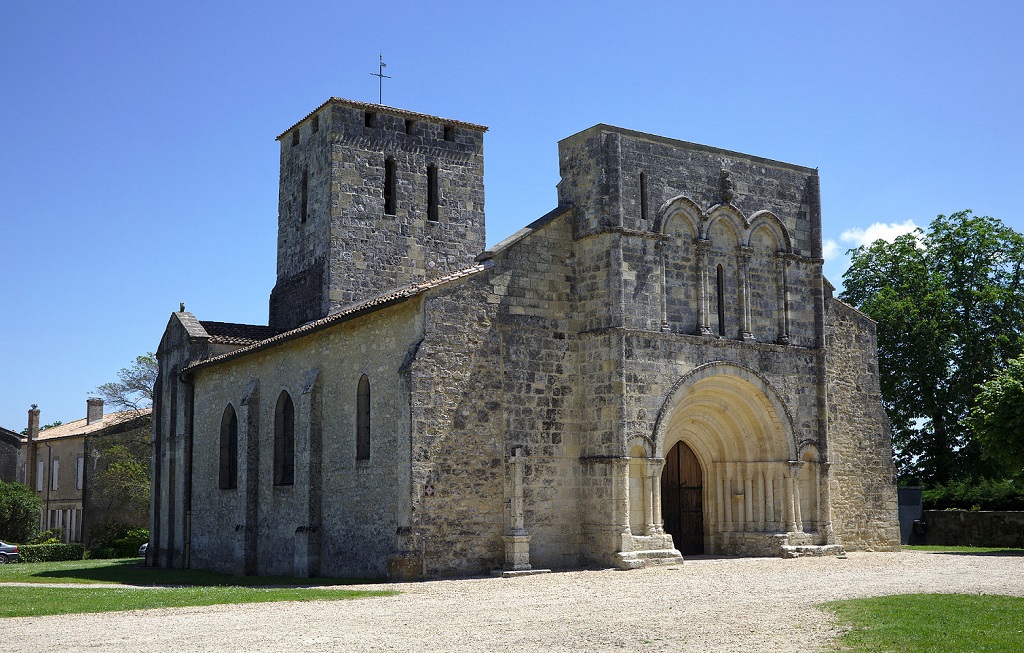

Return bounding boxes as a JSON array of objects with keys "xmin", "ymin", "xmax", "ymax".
[{"xmin": 151, "ymin": 97, "xmax": 899, "ymax": 579}]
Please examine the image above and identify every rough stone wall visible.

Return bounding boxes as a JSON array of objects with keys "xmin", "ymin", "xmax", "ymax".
[
  {"xmin": 0, "ymin": 430, "xmax": 20, "ymax": 484},
  {"xmin": 270, "ymin": 100, "xmax": 486, "ymax": 330},
  {"xmin": 922, "ymin": 510, "xmax": 1024, "ymax": 548},
  {"xmin": 824, "ymin": 298, "xmax": 900, "ymax": 550},
  {"xmin": 188, "ymin": 301, "xmax": 422, "ymax": 579},
  {"xmin": 410, "ymin": 211, "xmax": 581, "ymax": 574}
]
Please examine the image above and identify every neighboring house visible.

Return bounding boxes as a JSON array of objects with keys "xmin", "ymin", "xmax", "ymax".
[
  {"xmin": 151, "ymin": 98, "xmax": 900, "ymax": 580},
  {"xmin": 19, "ymin": 400, "xmax": 151, "ymax": 544},
  {"xmin": 0, "ymin": 426, "xmax": 22, "ymax": 483}
]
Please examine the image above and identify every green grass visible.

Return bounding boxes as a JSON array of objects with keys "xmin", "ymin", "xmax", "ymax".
[
  {"xmin": 0, "ymin": 558, "xmax": 396, "ymax": 618},
  {"xmin": 904, "ymin": 545, "xmax": 1024, "ymax": 555},
  {"xmin": 823, "ymin": 594, "xmax": 1024, "ymax": 652}
]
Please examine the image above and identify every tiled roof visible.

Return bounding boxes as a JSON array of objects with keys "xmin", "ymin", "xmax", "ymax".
[
  {"xmin": 185, "ymin": 262, "xmax": 493, "ymax": 374},
  {"xmin": 200, "ymin": 321, "xmax": 285, "ymax": 346},
  {"xmin": 29, "ymin": 408, "xmax": 152, "ymax": 441},
  {"xmin": 277, "ymin": 97, "xmax": 488, "ymax": 140}
]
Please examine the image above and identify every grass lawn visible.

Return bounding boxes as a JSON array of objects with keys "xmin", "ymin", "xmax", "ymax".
[
  {"xmin": 823, "ymin": 594, "xmax": 1024, "ymax": 653},
  {"xmin": 0, "ymin": 558, "xmax": 395, "ymax": 618},
  {"xmin": 903, "ymin": 545, "xmax": 1024, "ymax": 554}
]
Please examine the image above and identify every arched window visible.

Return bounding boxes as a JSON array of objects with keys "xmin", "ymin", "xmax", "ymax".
[
  {"xmin": 357, "ymin": 375, "xmax": 370, "ymax": 460},
  {"xmin": 717, "ymin": 264, "xmax": 726, "ymax": 337},
  {"xmin": 639, "ymin": 171, "xmax": 648, "ymax": 222},
  {"xmin": 219, "ymin": 405, "xmax": 238, "ymax": 490},
  {"xmin": 274, "ymin": 392, "xmax": 295, "ymax": 485}
]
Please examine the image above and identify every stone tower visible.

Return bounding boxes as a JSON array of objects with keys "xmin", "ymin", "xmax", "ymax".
[{"xmin": 269, "ymin": 98, "xmax": 488, "ymax": 330}]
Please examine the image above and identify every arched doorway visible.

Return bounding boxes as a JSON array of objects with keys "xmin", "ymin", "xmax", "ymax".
[{"xmin": 662, "ymin": 441, "xmax": 704, "ymax": 554}]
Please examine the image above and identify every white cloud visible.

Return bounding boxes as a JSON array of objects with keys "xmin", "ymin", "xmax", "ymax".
[
  {"xmin": 821, "ymin": 239, "xmax": 839, "ymax": 260},
  {"xmin": 840, "ymin": 220, "xmax": 920, "ymax": 248}
]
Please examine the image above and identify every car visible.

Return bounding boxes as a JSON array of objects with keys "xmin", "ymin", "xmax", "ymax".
[
  {"xmin": 0, "ymin": 541, "xmax": 19, "ymax": 564},
  {"xmin": 138, "ymin": 542, "xmax": 148, "ymax": 557}
]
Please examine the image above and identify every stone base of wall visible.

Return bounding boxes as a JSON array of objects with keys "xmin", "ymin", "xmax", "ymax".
[
  {"xmin": 717, "ymin": 530, "xmax": 835, "ymax": 557},
  {"xmin": 922, "ymin": 511, "xmax": 1024, "ymax": 548}
]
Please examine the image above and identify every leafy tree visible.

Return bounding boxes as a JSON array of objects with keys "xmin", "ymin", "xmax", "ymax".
[
  {"xmin": 0, "ymin": 480, "xmax": 42, "ymax": 543},
  {"xmin": 840, "ymin": 211, "xmax": 1024, "ymax": 484},
  {"xmin": 969, "ymin": 357, "xmax": 1024, "ymax": 478},
  {"xmin": 94, "ymin": 353, "xmax": 157, "ymax": 414},
  {"xmin": 91, "ymin": 443, "xmax": 150, "ymax": 520}
]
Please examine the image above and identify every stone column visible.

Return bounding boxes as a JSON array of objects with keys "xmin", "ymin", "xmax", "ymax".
[
  {"xmin": 658, "ymin": 242, "xmax": 670, "ymax": 332},
  {"xmin": 775, "ymin": 254, "xmax": 791, "ymax": 345},
  {"xmin": 737, "ymin": 246, "xmax": 755, "ymax": 341},
  {"xmin": 503, "ymin": 447, "xmax": 531, "ymax": 570},
  {"xmin": 238, "ymin": 380, "xmax": 259, "ymax": 576},
  {"xmin": 783, "ymin": 464, "xmax": 798, "ymax": 533},
  {"xmin": 695, "ymin": 238, "xmax": 714, "ymax": 335},
  {"xmin": 819, "ymin": 462, "xmax": 836, "ymax": 544},
  {"xmin": 649, "ymin": 457, "xmax": 665, "ymax": 534}
]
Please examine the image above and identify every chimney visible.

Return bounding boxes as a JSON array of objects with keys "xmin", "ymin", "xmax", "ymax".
[
  {"xmin": 28, "ymin": 404, "xmax": 40, "ymax": 441},
  {"xmin": 26, "ymin": 405, "xmax": 40, "ymax": 492},
  {"xmin": 87, "ymin": 398, "xmax": 104, "ymax": 425}
]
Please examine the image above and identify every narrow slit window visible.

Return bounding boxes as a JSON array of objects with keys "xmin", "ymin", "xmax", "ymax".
[
  {"xmin": 405, "ymin": 119, "xmax": 415, "ymax": 135},
  {"xmin": 443, "ymin": 125, "xmax": 454, "ymax": 141},
  {"xmin": 300, "ymin": 167, "xmax": 309, "ymax": 223},
  {"xmin": 311, "ymin": 114, "xmax": 319, "ymax": 133},
  {"xmin": 384, "ymin": 158, "xmax": 396, "ymax": 215},
  {"xmin": 219, "ymin": 405, "xmax": 238, "ymax": 490},
  {"xmin": 365, "ymin": 111, "xmax": 376, "ymax": 128},
  {"xmin": 640, "ymin": 172, "xmax": 648, "ymax": 221},
  {"xmin": 291, "ymin": 129, "xmax": 299, "ymax": 147},
  {"xmin": 717, "ymin": 264, "xmax": 726, "ymax": 337},
  {"xmin": 357, "ymin": 375, "xmax": 370, "ymax": 460},
  {"xmin": 426, "ymin": 164, "xmax": 439, "ymax": 222},
  {"xmin": 274, "ymin": 392, "xmax": 295, "ymax": 485}
]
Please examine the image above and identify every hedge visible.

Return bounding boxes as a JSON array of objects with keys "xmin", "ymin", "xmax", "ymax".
[{"xmin": 19, "ymin": 543, "xmax": 85, "ymax": 563}]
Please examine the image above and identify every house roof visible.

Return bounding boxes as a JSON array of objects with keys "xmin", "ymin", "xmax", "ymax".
[
  {"xmin": 201, "ymin": 321, "xmax": 285, "ymax": 346},
  {"xmin": 277, "ymin": 97, "xmax": 488, "ymax": 141},
  {"xmin": 185, "ymin": 262, "xmax": 492, "ymax": 375},
  {"xmin": 29, "ymin": 408, "xmax": 152, "ymax": 442}
]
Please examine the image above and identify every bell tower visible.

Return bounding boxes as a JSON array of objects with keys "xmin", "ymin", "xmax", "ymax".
[{"xmin": 269, "ymin": 98, "xmax": 487, "ymax": 330}]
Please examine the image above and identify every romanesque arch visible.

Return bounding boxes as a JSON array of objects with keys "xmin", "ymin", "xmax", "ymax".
[{"xmin": 650, "ymin": 363, "xmax": 828, "ymax": 554}]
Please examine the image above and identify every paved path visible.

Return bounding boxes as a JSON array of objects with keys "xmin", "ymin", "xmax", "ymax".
[{"xmin": 2, "ymin": 551, "xmax": 1022, "ymax": 652}]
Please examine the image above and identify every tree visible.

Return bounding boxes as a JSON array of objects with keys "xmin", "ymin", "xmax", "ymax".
[
  {"xmin": 91, "ymin": 443, "xmax": 150, "ymax": 518},
  {"xmin": 0, "ymin": 480, "xmax": 42, "ymax": 543},
  {"xmin": 970, "ymin": 357, "xmax": 1024, "ymax": 478},
  {"xmin": 840, "ymin": 211, "xmax": 1024, "ymax": 484},
  {"xmin": 94, "ymin": 353, "xmax": 157, "ymax": 414}
]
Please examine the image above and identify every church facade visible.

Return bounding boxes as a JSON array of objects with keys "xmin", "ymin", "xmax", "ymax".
[{"xmin": 150, "ymin": 98, "xmax": 899, "ymax": 579}]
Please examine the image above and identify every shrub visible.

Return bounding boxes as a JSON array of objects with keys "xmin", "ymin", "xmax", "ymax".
[
  {"xmin": 923, "ymin": 478, "xmax": 1024, "ymax": 511},
  {"xmin": 20, "ymin": 543, "xmax": 85, "ymax": 563},
  {"xmin": 0, "ymin": 481, "xmax": 42, "ymax": 543},
  {"xmin": 28, "ymin": 528, "xmax": 63, "ymax": 545},
  {"xmin": 88, "ymin": 547, "xmax": 118, "ymax": 560}
]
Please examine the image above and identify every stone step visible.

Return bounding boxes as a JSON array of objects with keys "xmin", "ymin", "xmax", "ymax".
[
  {"xmin": 615, "ymin": 548, "xmax": 684, "ymax": 569},
  {"xmin": 780, "ymin": 544, "xmax": 846, "ymax": 559}
]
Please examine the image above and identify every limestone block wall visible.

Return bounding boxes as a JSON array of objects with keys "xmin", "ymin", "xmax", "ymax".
[
  {"xmin": 410, "ymin": 212, "xmax": 582, "ymax": 574},
  {"xmin": 188, "ymin": 301, "xmax": 422, "ymax": 578},
  {"xmin": 824, "ymin": 298, "xmax": 900, "ymax": 550},
  {"xmin": 270, "ymin": 100, "xmax": 487, "ymax": 330}
]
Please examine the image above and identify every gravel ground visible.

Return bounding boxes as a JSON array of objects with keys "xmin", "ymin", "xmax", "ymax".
[{"xmin": 3, "ymin": 551, "xmax": 1023, "ymax": 652}]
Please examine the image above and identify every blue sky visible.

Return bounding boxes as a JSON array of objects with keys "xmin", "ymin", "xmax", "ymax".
[{"xmin": 2, "ymin": 1, "xmax": 1022, "ymax": 431}]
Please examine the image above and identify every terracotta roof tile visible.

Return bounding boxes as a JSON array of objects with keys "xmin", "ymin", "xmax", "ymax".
[
  {"xmin": 185, "ymin": 262, "xmax": 492, "ymax": 374},
  {"xmin": 30, "ymin": 408, "xmax": 152, "ymax": 441},
  {"xmin": 200, "ymin": 321, "xmax": 285, "ymax": 346}
]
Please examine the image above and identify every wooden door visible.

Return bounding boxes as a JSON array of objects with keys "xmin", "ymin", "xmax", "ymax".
[{"xmin": 662, "ymin": 441, "xmax": 704, "ymax": 555}]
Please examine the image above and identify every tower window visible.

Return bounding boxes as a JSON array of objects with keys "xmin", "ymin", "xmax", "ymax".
[
  {"xmin": 274, "ymin": 391, "xmax": 295, "ymax": 485},
  {"xmin": 717, "ymin": 264, "xmax": 726, "ymax": 337},
  {"xmin": 300, "ymin": 167, "xmax": 309, "ymax": 224},
  {"xmin": 365, "ymin": 111, "xmax": 376, "ymax": 128},
  {"xmin": 311, "ymin": 114, "xmax": 319, "ymax": 133},
  {"xmin": 426, "ymin": 164, "xmax": 439, "ymax": 222},
  {"xmin": 291, "ymin": 129, "xmax": 299, "ymax": 147},
  {"xmin": 384, "ymin": 158, "xmax": 396, "ymax": 215},
  {"xmin": 640, "ymin": 171, "xmax": 648, "ymax": 221},
  {"xmin": 356, "ymin": 375, "xmax": 370, "ymax": 460},
  {"xmin": 405, "ymin": 119, "xmax": 415, "ymax": 135},
  {"xmin": 443, "ymin": 125, "xmax": 454, "ymax": 141}
]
